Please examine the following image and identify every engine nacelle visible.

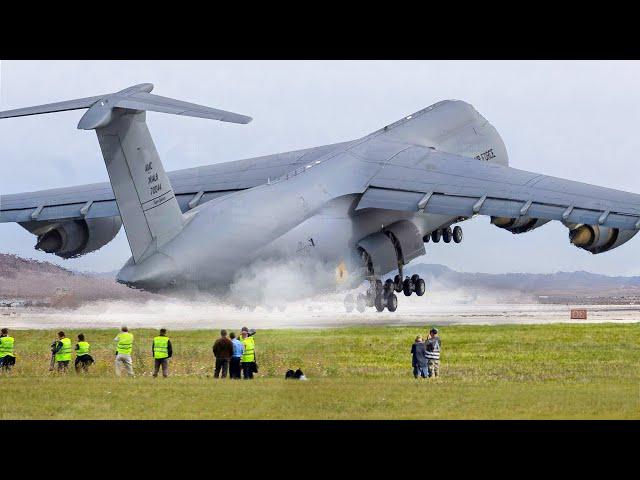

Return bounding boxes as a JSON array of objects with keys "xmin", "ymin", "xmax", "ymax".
[
  {"xmin": 356, "ymin": 220, "xmax": 425, "ymax": 278},
  {"xmin": 491, "ymin": 216, "xmax": 550, "ymax": 234},
  {"xmin": 568, "ymin": 224, "xmax": 638, "ymax": 254},
  {"xmin": 21, "ymin": 217, "xmax": 122, "ymax": 259}
]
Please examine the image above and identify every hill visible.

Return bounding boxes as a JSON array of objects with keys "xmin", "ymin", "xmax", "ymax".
[{"xmin": 0, "ymin": 253, "xmax": 152, "ymax": 308}]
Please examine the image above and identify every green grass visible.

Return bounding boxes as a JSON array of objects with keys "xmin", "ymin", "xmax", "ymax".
[{"xmin": 1, "ymin": 323, "xmax": 639, "ymax": 419}]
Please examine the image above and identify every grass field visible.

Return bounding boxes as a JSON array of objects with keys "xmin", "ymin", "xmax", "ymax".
[{"xmin": 1, "ymin": 323, "xmax": 638, "ymax": 419}]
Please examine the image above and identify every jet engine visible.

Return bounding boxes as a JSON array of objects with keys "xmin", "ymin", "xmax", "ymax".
[
  {"xmin": 356, "ymin": 220, "xmax": 425, "ymax": 278},
  {"xmin": 20, "ymin": 217, "xmax": 122, "ymax": 259},
  {"xmin": 568, "ymin": 224, "xmax": 638, "ymax": 254},
  {"xmin": 491, "ymin": 216, "xmax": 550, "ymax": 234}
]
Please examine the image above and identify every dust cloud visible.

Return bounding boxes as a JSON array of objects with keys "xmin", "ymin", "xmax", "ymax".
[{"xmin": 2, "ymin": 261, "xmax": 639, "ymax": 330}]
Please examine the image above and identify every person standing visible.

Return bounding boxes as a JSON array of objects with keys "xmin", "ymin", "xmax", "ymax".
[
  {"xmin": 212, "ymin": 329, "xmax": 233, "ymax": 379},
  {"xmin": 240, "ymin": 329, "xmax": 256, "ymax": 379},
  {"xmin": 53, "ymin": 331, "xmax": 72, "ymax": 373},
  {"xmin": 0, "ymin": 328, "xmax": 16, "ymax": 372},
  {"xmin": 49, "ymin": 336, "xmax": 57, "ymax": 371},
  {"xmin": 229, "ymin": 332, "xmax": 244, "ymax": 379},
  {"xmin": 152, "ymin": 328, "xmax": 172, "ymax": 378},
  {"xmin": 74, "ymin": 333, "xmax": 95, "ymax": 373},
  {"xmin": 411, "ymin": 335, "xmax": 429, "ymax": 379},
  {"xmin": 425, "ymin": 328, "xmax": 441, "ymax": 378},
  {"xmin": 114, "ymin": 326, "xmax": 134, "ymax": 377}
]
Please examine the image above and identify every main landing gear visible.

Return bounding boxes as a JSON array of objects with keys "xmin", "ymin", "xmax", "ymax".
[
  {"xmin": 424, "ymin": 225, "xmax": 463, "ymax": 244},
  {"xmin": 344, "ymin": 273, "xmax": 427, "ymax": 313}
]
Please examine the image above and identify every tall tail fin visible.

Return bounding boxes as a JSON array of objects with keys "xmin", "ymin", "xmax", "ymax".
[{"xmin": 0, "ymin": 83, "xmax": 252, "ymax": 263}]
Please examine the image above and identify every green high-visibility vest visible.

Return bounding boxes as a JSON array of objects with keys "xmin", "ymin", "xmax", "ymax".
[
  {"xmin": 76, "ymin": 341, "xmax": 90, "ymax": 356},
  {"xmin": 117, "ymin": 332, "xmax": 133, "ymax": 355},
  {"xmin": 241, "ymin": 336, "xmax": 255, "ymax": 362},
  {"xmin": 153, "ymin": 336, "xmax": 169, "ymax": 359},
  {"xmin": 55, "ymin": 337, "xmax": 72, "ymax": 362},
  {"xmin": 0, "ymin": 336, "xmax": 15, "ymax": 358}
]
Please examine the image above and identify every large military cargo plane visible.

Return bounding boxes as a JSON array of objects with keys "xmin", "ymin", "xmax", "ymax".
[{"xmin": 1, "ymin": 84, "xmax": 639, "ymax": 312}]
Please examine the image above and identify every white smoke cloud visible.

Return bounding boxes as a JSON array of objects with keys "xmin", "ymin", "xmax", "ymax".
[{"xmin": 227, "ymin": 257, "xmax": 341, "ymax": 307}]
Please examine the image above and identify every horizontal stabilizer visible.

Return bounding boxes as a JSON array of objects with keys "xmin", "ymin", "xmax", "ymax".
[
  {"xmin": 0, "ymin": 95, "xmax": 103, "ymax": 119},
  {"xmin": 0, "ymin": 83, "xmax": 252, "ymax": 128},
  {"xmin": 115, "ymin": 92, "xmax": 252, "ymax": 124}
]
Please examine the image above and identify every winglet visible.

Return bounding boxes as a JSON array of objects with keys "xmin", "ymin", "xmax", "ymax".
[{"xmin": 0, "ymin": 83, "xmax": 253, "ymax": 129}]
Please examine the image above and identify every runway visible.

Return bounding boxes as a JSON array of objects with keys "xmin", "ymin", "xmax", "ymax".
[{"xmin": 2, "ymin": 294, "xmax": 639, "ymax": 330}]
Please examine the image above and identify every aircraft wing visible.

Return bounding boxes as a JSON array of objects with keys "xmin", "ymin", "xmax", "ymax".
[
  {"xmin": 0, "ymin": 141, "xmax": 349, "ymax": 224},
  {"xmin": 356, "ymin": 146, "xmax": 640, "ymax": 232}
]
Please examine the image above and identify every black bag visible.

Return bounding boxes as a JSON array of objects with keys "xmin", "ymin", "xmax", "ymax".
[
  {"xmin": 252, "ymin": 362, "xmax": 258, "ymax": 373},
  {"xmin": 285, "ymin": 369, "xmax": 295, "ymax": 379},
  {"xmin": 293, "ymin": 368, "xmax": 304, "ymax": 379}
]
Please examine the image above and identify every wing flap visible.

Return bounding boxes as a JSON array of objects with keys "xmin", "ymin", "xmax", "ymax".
[
  {"xmin": 355, "ymin": 147, "xmax": 640, "ymax": 230},
  {"xmin": 357, "ymin": 187, "xmax": 640, "ymax": 231}
]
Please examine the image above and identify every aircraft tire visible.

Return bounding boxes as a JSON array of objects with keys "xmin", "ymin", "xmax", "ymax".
[
  {"xmin": 387, "ymin": 293, "xmax": 398, "ymax": 312},
  {"xmin": 431, "ymin": 230, "xmax": 441, "ymax": 243},
  {"xmin": 453, "ymin": 226, "xmax": 463, "ymax": 243},
  {"xmin": 356, "ymin": 294, "xmax": 367, "ymax": 312},
  {"xmin": 394, "ymin": 274, "xmax": 403, "ymax": 292},
  {"xmin": 374, "ymin": 294, "xmax": 385, "ymax": 312},
  {"xmin": 443, "ymin": 227, "xmax": 452, "ymax": 243},
  {"xmin": 415, "ymin": 278, "xmax": 426, "ymax": 296},
  {"xmin": 403, "ymin": 278, "xmax": 412, "ymax": 296}
]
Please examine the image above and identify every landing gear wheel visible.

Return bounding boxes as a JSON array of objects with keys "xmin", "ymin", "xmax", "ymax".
[
  {"xmin": 386, "ymin": 293, "xmax": 398, "ymax": 312},
  {"xmin": 403, "ymin": 278, "xmax": 412, "ymax": 296},
  {"xmin": 423, "ymin": 234, "xmax": 430, "ymax": 243},
  {"xmin": 356, "ymin": 293, "xmax": 367, "ymax": 313},
  {"xmin": 366, "ymin": 291, "xmax": 375, "ymax": 307},
  {"xmin": 344, "ymin": 294, "xmax": 354, "ymax": 313},
  {"xmin": 415, "ymin": 278, "xmax": 426, "ymax": 296},
  {"xmin": 443, "ymin": 227, "xmax": 452, "ymax": 243},
  {"xmin": 393, "ymin": 274, "xmax": 403, "ymax": 292},
  {"xmin": 384, "ymin": 279, "xmax": 394, "ymax": 292},
  {"xmin": 374, "ymin": 294, "xmax": 385, "ymax": 312},
  {"xmin": 411, "ymin": 274, "xmax": 420, "ymax": 284},
  {"xmin": 431, "ymin": 230, "xmax": 441, "ymax": 243},
  {"xmin": 453, "ymin": 225, "xmax": 463, "ymax": 243}
]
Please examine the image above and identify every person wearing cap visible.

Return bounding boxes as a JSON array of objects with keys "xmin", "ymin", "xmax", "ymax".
[
  {"xmin": 411, "ymin": 335, "xmax": 429, "ymax": 379},
  {"xmin": 425, "ymin": 328, "xmax": 441, "ymax": 378},
  {"xmin": 240, "ymin": 327, "xmax": 257, "ymax": 379}
]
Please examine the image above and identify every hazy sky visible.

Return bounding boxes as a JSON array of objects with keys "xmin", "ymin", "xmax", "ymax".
[{"xmin": 0, "ymin": 60, "xmax": 639, "ymax": 276}]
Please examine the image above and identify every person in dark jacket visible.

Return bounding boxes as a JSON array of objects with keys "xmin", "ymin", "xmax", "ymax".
[
  {"xmin": 212, "ymin": 329, "xmax": 234, "ymax": 378},
  {"xmin": 411, "ymin": 335, "xmax": 429, "ymax": 379}
]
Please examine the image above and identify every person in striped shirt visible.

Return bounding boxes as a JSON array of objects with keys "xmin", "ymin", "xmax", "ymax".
[{"xmin": 425, "ymin": 328, "xmax": 441, "ymax": 378}]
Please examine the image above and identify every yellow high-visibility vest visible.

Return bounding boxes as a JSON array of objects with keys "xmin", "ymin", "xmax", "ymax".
[
  {"xmin": 0, "ymin": 336, "xmax": 15, "ymax": 358},
  {"xmin": 116, "ymin": 332, "xmax": 133, "ymax": 355},
  {"xmin": 55, "ymin": 337, "xmax": 72, "ymax": 362},
  {"xmin": 153, "ymin": 336, "xmax": 169, "ymax": 359},
  {"xmin": 241, "ymin": 336, "xmax": 255, "ymax": 362},
  {"xmin": 76, "ymin": 341, "xmax": 90, "ymax": 356}
]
